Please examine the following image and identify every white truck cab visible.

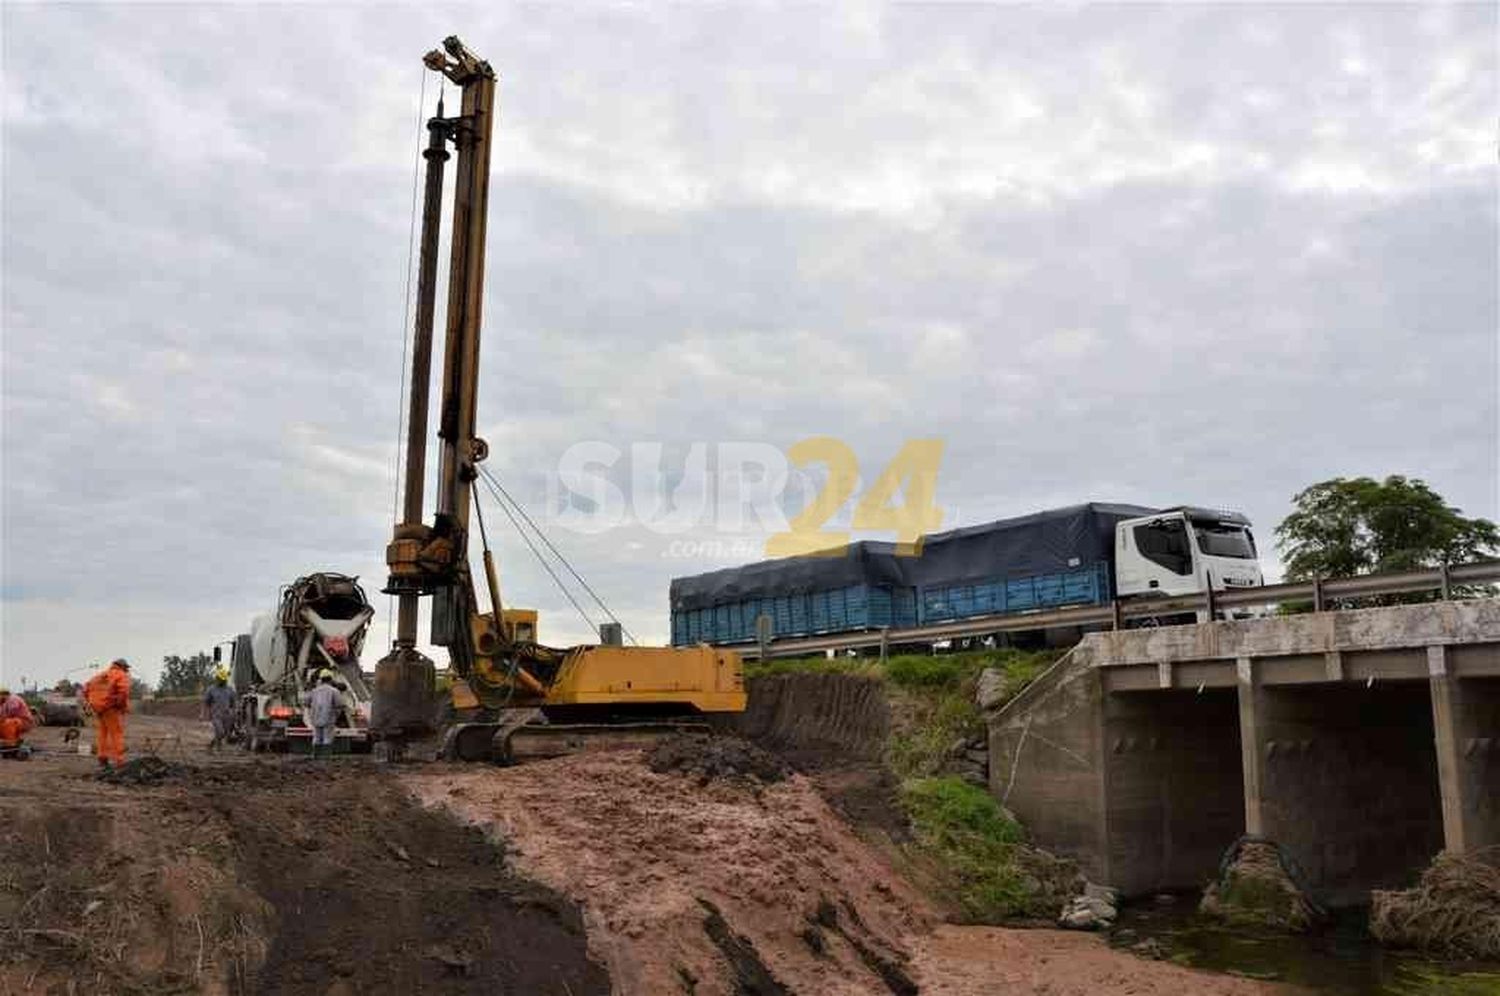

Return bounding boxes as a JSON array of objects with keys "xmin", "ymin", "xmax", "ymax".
[{"xmin": 1115, "ymin": 507, "xmax": 1263, "ymax": 610}]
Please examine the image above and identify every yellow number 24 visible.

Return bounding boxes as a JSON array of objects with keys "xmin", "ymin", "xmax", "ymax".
[{"xmin": 765, "ymin": 438, "xmax": 944, "ymax": 557}]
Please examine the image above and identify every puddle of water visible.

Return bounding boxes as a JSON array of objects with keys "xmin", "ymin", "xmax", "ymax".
[{"xmin": 1110, "ymin": 898, "xmax": 1500, "ymax": 995}]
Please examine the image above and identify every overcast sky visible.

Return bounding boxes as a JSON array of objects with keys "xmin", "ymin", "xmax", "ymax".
[{"xmin": 3, "ymin": 3, "xmax": 1495, "ymax": 689}]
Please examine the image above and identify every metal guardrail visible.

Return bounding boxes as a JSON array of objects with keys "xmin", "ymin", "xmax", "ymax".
[{"xmin": 735, "ymin": 560, "xmax": 1500, "ymax": 660}]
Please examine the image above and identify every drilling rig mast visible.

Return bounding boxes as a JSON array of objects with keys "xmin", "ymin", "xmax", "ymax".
[{"xmin": 372, "ymin": 37, "xmax": 744, "ymax": 760}]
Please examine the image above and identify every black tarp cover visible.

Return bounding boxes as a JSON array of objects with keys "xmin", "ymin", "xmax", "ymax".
[
  {"xmin": 669, "ymin": 502, "xmax": 1159, "ymax": 611},
  {"xmin": 669, "ymin": 540, "xmax": 909, "ymax": 610}
]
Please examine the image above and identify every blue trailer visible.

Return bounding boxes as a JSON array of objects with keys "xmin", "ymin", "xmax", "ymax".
[
  {"xmin": 669, "ymin": 502, "xmax": 1157, "ymax": 646},
  {"xmin": 670, "ymin": 540, "xmax": 917, "ymax": 645}
]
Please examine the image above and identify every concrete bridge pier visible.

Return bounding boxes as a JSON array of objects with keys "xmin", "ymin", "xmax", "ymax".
[{"xmin": 1428, "ymin": 663, "xmax": 1500, "ymax": 854}]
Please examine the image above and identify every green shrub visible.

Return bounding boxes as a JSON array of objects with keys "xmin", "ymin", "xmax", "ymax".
[
  {"xmin": 888, "ymin": 687, "xmax": 984, "ymax": 779},
  {"xmin": 742, "ymin": 656, "xmax": 880, "ymax": 680},
  {"xmin": 903, "ymin": 776, "xmax": 1023, "ymax": 845},
  {"xmin": 901, "ymin": 776, "xmax": 1051, "ymax": 920},
  {"xmin": 884, "ymin": 654, "xmax": 976, "ymax": 688}
]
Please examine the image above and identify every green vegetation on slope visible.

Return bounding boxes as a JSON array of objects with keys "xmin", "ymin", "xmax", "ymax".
[
  {"xmin": 747, "ymin": 647, "xmax": 1070, "ymax": 921},
  {"xmin": 902, "ymin": 775, "xmax": 1079, "ymax": 921},
  {"xmin": 903, "ymin": 776, "xmax": 1025, "ymax": 917},
  {"xmin": 883, "ymin": 649, "xmax": 1053, "ymax": 779},
  {"xmin": 742, "ymin": 655, "xmax": 882, "ymax": 679}
]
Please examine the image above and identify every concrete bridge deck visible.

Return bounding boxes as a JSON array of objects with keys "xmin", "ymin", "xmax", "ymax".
[{"xmin": 988, "ymin": 599, "xmax": 1500, "ymax": 902}]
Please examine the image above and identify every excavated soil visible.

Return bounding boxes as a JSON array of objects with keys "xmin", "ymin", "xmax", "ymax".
[
  {"xmin": 0, "ymin": 747, "xmax": 607, "ymax": 996},
  {"xmin": 406, "ymin": 750, "xmax": 936, "ymax": 996},
  {"xmin": 732, "ymin": 673, "xmax": 910, "ymax": 842},
  {"xmin": 734, "ymin": 673, "xmax": 891, "ymax": 763},
  {"xmin": 647, "ymin": 733, "xmax": 789, "ymax": 784}
]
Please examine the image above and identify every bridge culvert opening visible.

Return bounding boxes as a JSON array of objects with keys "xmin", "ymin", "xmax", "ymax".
[
  {"xmin": 1103, "ymin": 687, "xmax": 1245, "ymax": 896},
  {"xmin": 1258, "ymin": 681, "xmax": 1443, "ymax": 905}
]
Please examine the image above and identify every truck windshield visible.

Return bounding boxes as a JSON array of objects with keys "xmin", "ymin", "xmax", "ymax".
[{"xmin": 1193, "ymin": 521, "xmax": 1257, "ymax": 559}]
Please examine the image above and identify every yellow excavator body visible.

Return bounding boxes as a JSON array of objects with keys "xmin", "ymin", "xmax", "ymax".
[
  {"xmin": 547, "ymin": 644, "xmax": 745, "ymax": 712},
  {"xmin": 461, "ymin": 608, "xmax": 745, "ymax": 714}
]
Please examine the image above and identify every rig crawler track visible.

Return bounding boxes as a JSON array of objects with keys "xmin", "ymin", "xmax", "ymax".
[{"xmin": 442, "ymin": 717, "xmax": 712, "ymax": 763}]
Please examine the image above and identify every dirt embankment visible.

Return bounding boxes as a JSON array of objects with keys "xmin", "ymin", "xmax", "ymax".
[
  {"xmin": 733, "ymin": 673, "xmax": 891, "ymax": 763},
  {"xmin": 732, "ymin": 673, "xmax": 910, "ymax": 842},
  {"xmin": 406, "ymin": 746, "xmax": 933, "ymax": 996},
  {"xmin": 0, "ymin": 750, "xmax": 607, "ymax": 996}
]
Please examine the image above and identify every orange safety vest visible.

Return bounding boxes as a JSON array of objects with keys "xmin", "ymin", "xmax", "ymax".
[{"xmin": 85, "ymin": 667, "xmax": 130, "ymax": 713}]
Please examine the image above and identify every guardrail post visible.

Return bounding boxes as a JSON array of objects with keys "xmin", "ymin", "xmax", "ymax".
[
  {"xmin": 1111, "ymin": 599, "xmax": 1123, "ymax": 631},
  {"xmin": 1204, "ymin": 583, "xmax": 1217, "ymax": 622},
  {"xmin": 1312, "ymin": 575, "xmax": 1324, "ymax": 613},
  {"xmin": 755, "ymin": 613, "xmax": 773, "ymax": 662},
  {"xmin": 1440, "ymin": 561, "xmax": 1451, "ymax": 601},
  {"xmin": 878, "ymin": 627, "xmax": 889, "ymax": 665}
]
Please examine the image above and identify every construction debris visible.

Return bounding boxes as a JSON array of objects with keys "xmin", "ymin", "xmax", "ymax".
[
  {"xmin": 95, "ymin": 755, "xmax": 181, "ymax": 784},
  {"xmin": 646, "ymin": 733, "xmax": 788, "ymax": 784},
  {"xmin": 1370, "ymin": 847, "xmax": 1500, "ymax": 960},
  {"xmin": 1059, "ymin": 882, "xmax": 1118, "ymax": 930}
]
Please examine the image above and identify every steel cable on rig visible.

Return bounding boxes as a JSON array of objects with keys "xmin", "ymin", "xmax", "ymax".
[
  {"xmin": 384, "ymin": 68, "xmax": 429, "ymax": 650},
  {"xmin": 475, "ymin": 470, "xmax": 601, "ymax": 638},
  {"xmin": 476, "ymin": 465, "xmax": 638, "ymax": 644}
]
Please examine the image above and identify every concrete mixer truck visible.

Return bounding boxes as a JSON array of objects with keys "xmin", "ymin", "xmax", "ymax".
[{"xmin": 221, "ymin": 573, "xmax": 376, "ymax": 753}]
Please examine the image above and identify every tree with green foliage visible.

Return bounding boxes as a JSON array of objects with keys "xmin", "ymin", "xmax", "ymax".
[
  {"xmin": 1276, "ymin": 476, "xmax": 1498, "ymax": 597},
  {"xmin": 157, "ymin": 652, "xmax": 215, "ymax": 697}
]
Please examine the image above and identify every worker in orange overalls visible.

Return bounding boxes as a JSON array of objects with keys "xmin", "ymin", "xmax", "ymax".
[
  {"xmin": 0, "ymin": 686, "xmax": 35, "ymax": 756},
  {"xmin": 84, "ymin": 659, "xmax": 132, "ymax": 769}
]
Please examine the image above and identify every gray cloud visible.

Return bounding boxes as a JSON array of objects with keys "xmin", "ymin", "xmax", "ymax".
[{"xmin": 3, "ymin": 3, "xmax": 1494, "ymax": 687}]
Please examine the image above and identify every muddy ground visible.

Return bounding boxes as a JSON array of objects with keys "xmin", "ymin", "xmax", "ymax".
[
  {"xmin": 0, "ymin": 719, "xmax": 607, "ymax": 996},
  {"xmin": 2, "ymin": 713, "xmax": 1293, "ymax": 996},
  {"xmin": 408, "ymin": 745, "xmax": 934, "ymax": 995}
]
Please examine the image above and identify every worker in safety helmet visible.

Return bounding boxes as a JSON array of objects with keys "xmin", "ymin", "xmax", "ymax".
[
  {"xmin": 201, "ymin": 669, "xmax": 238, "ymax": 752},
  {"xmin": 83, "ymin": 659, "xmax": 132, "ymax": 769},
  {"xmin": 0, "ymin": 686, "xmax": 36, "ymax": 757},
  {"xmin": 319, "ymin": 635, "xmax": 353, "ymax": 694},
  {"xmin": 304, "ymin": 669, "xmax": 342, "ymax": 759}
]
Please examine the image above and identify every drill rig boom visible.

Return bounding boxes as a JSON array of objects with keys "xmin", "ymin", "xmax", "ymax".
[{"xmin": 371, "ymin": 37, "xmax": 745, "ymax": 754}]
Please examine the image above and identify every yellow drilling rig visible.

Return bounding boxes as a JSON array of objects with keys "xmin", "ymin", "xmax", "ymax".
[{"xmin": 372, "ymin": 37, "xmax": 745, "ymax": 761}]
